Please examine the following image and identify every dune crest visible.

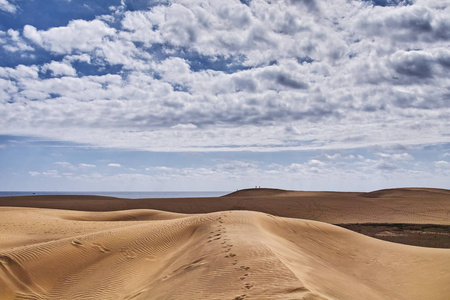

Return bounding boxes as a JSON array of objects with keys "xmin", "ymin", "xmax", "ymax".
[
  {"xmin": 223, "ymin": 188, "xmax": 292, "ymax": 197},
  {"xmin": 361, "ymin": 187, "xmax": 450, "ymax": 198},
  {"xmin": 1, "ymin": 208, "xmax": 449, "ymax": 300}
]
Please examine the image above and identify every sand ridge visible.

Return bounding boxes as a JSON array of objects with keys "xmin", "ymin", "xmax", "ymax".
[
  {"xmin": 0, "ymin": 207, "xmax": 449, "ymax": 299},
  {"xmin": 0, "ymin": 188, "xmax": 449, "ymax": 299}
]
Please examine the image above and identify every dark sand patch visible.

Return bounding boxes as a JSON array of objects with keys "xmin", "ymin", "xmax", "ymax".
[{"xmin": 337, "ymin": 223, "xmax": 450, "ymax": 249}]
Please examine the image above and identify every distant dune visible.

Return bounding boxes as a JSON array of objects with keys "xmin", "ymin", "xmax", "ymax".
[
  {"xmin": 361, "ymin": 187, "xmax": 450, "ymax": 198},
  {"xmin": 0, "ymin": 188, "xmax": 449, "ymax": 299},
  {"xmin": 1, "ymin": 188, "xmax": 448, "ymax": 224},
  {"xmin": 224, "ymin": 188, "xmax": 292, "ymax": 197}
]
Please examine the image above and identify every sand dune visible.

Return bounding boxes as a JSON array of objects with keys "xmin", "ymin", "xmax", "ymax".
[
  {"xmin": 1, "ymin": 208, "xmax": 449, "ymax": 300},
  {"xmin": 1, "ymin": 188, "xmax": 449, "ymax": 225},
  {"xmin": 1, "ymin": 188, "xmax": 449, "ymax": 299}
]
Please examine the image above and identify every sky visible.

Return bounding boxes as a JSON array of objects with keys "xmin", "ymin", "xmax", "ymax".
[{"xmin": 0, "ymin": 0, "xmax": 449, "ymax": 192}]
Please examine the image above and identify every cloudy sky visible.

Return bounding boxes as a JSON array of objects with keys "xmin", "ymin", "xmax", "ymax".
[{"xmin": 0, "ymin": 0, "xmax": 449, "ymax": 192}]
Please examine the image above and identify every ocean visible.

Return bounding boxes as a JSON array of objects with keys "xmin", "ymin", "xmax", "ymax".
[{"xmin": 0, "ymin": 191, "xmax": 230, "ymax": 199}]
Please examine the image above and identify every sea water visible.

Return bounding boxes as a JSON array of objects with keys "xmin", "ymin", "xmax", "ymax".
[{"xmin": 0, "ymin": 191, "xmax": 229, "ymax": 199}]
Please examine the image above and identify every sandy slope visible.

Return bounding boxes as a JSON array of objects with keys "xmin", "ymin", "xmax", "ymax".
[
  {"xmin": 0, "ymin": 207, "xmax": 449, "ymax": 300},
  {"xmin": 1, "ymin": 188, "xmax": 449, "ymax": 225}
]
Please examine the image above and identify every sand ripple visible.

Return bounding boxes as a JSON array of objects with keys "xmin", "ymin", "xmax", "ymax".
[{"xmin": 0, "ymin": 208, "xmax": 449, "ymax": 299}]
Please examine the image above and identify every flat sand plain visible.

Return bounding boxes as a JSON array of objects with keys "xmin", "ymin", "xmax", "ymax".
[{"xmin": 0, "ymin": 188, "xmax": 449, "ymax": 299}]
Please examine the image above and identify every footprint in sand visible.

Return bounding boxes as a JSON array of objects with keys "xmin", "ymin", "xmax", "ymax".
[
  {"xmin": 225, "ymin": 253, "xmax": 236, "ymax": 258},
  {"xmin": 92, "ymin": 243, "xmax": 111, "ymax": 253},
  {"xmin": 121, "ymin": 249, "xmax": 137, "ymax": 259},
  {"xmin": 71, "ymin": 240, "xmax": 83, "ymax": 247}
]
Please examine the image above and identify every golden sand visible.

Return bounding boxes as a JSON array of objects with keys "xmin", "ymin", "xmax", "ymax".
[{"xmin": 0, "ymin": 188, "xmax": 449, "ymax": 299}]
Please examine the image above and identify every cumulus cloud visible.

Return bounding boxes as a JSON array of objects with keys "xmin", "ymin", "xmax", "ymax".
[
  {"xmin": 138, "ymin": 153, "xmax": 450, "ymax": 190},
  {"xmin": 0, "ymin": 0, "xmax": 17, "ymax": 13},
  {"xmin": 0, "ymin": 0, "xmax": 448, "ymax": 153},
  {"xmin": 20, "ymin": 146, "xmax": 449, "ymax": 190},
  {"xmin": 0, "ymin": 29, "xmax": 34, "ymax": 53},
  {"xmin": 390, "ymin": 50, "xmax": 434, "ymax": 78},
  {"xmin": 376, "ymin": 153, "xmax": 414, "ymax": 161},
  {"xmin": 434, "ymin": 160, "xmax": 449, "ymax": 167},
  {"xmin": 42, "ymin": 61, "xmax": 77, "ymax": 77},
  {"xmin": 354, "ymin": 5, "xmax": 449, "ymax": 42},
  {"xmin": 23, "ymin": 19, "xmax": 116, "ymax": 54}
]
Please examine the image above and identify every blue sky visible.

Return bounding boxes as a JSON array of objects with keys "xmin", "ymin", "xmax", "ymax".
[{"xmin": 0, "ymin": 0, "xmax": 449, "ymax": 191}]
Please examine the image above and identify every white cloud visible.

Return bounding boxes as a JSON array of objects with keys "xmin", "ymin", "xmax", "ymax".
[
  {"xmin": 434, "ymin": 160, "xmax": 450, "ymax": 167},
  {"xmin": 108, "ymin": 163, "xmax": 121, "ymax": 167},
  {"xmin": 54, "ymin": 161, "xmax": 76, "ymax": 169},
  {"xmin": 116, "ymin": 154, "xmax": 449, "ymax": 190},
  {"xmin": 0, "ymin": 0, "xmax": 448, "ymax": 153},
  {"xmin": 171, "ymin": 123, "xmax": 198, "ymax": 130},
  {"xmin": 23, "ymin": 19, "xmax": 116, "ymax": 54},
  {"xmin": 42, "ymin": 61, "xmax": 77, "ymax": 77},
  {"xmin": 0, "ymin": 0, "xmax": 17, "ymax": 13},
  {"xmin": 19, "ymin": 148, "xmax": 450, "ymax": 191},
  {"xmin": 355, "ymin": 4, "xmax": 450, "ymax": 43},
  {"xmin": 0, "ymin": 64, "xmax": 39, "ymax": 79},
  {"xmin": 54, "ymin": 162, "xmax": 96, "ymax": 169},
  {"xmin": 28, "ymin": 170, "xmax": 61, "ymax": 178},
  {"xmin": 64, "ymin": 54, "xmax": 91, "ymax": 64},
  {"xmin": 22, "ymin": 26, "xmax": 43, "ymax": 46},
  {"xmin": 0, "ymin": 29, "xmax": 34, "ymax": 52},
  {"xmin": 80, "ymin": 163, "xmax": 96, "ymax": 168},
  {"xmin": 146, "ymin": 166, "xmax": 173, "ymax": 172},
  {"xmin": 376, "ymin": 153, "xmax": 414, "ymax": 161}
]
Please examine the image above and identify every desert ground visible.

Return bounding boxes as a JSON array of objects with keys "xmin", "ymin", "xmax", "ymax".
[{"xmin": 0, "ymin": 188, "xmax": 449, "ymax": 299}]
